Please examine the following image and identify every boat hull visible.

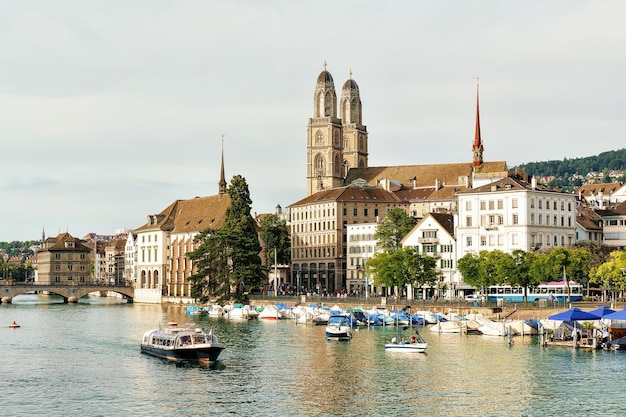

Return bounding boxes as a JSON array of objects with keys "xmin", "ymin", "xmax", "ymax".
[
  {"xmin": 141, "ymin": 344, "xmax": 224, "ymax": 364},
  {"xmin": 325, "ymin": 329, "xmax": 352, "ymax": 340},
  {"xmin": 384, "ymin": 342, "xmax": 427, "ymax": 353}
]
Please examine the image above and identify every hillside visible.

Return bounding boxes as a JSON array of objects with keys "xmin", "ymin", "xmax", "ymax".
[{"xmin": 518, "ymin": 148, "xmax": 626, "ymax": 189}]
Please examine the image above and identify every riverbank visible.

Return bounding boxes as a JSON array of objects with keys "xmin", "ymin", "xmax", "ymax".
[{"xmin": 249, "ymin": 295, "xmax": 621, "ymax": 321}]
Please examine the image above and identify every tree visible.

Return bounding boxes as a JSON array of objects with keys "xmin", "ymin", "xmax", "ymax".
[
  {"xmin": 188, "ymin": 175, "xmax": 262, "ymax": 304},
  {"xmin": 259, "ymin": 214, "xmax": 291, "ymax": 266},
  {"xmin": 365, "ymin": 247, "xmax": 437, "ymax": 294},
  {"xmin": 590, "ymin": 251, "xmax": 626, "ymax": 301},
  {"xmin": 374, "ymin": 208, "xmax": 416, "ymax": 253},
  {"xmin": 506, "ymin": 250, "xmax": 539, "ymax": 301},
  {"xmin": 457, "ymin": 252, "xmax": 488, "ymax": 292}
]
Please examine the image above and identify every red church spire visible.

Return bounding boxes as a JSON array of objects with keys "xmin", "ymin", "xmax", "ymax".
[{"xmin": 472, "ymin": 78, "xmax": 484, "ymax": 168}]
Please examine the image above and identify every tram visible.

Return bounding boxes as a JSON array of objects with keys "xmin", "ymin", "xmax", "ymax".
[{"xmin": 486, "ymin": 281, "xmax": 583, "ymax": 302}]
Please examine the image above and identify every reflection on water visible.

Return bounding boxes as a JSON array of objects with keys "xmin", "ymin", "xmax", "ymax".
[{"xmin": 1, "ymin": 295, "xmax": 625, "ymax": 416}]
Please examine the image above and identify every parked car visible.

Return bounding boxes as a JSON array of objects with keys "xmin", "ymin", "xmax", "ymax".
[{"xmin": 465, "ymin": 294, "xmax": 485, "ymax": 303}]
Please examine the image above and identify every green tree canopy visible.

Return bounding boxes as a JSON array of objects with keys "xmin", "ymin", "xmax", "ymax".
[
  {"xmin": 590, "ymin": 250, "xmax": 626, "ymax": 292},
  {"xmin": 259, "ymin": 213, "xmax": 291, "ymax": 266},
  {"xmin": 374, "ymin": 208, "xmax": 416, "ymax": 253},
  {"xmin": 365, "ymin": 247, "xmax": 437, "ymax": 290},
  {"xmin": 457, "ymin": 250, "xmax": 511, "ymax": 291}
]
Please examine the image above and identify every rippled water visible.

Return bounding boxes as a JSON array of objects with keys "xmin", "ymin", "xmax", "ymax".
[{"xmin": 1, "ymin": 295, "xmax": 625, "ymax": 416}]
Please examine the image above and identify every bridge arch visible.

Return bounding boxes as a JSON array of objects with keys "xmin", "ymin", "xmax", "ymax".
[{"xmin": 1, "ymin": 285, "xmax": 134, "ymax": 304}]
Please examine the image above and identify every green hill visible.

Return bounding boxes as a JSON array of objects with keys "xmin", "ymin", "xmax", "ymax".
[{"xmin": 518, "ymin": 148, "xmax": 626, "ymax": 189}]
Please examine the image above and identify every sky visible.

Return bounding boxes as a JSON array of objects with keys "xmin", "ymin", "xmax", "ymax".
[{"xmin": 2, "ymin": 1, "xmax": 625, "ymax": 241}]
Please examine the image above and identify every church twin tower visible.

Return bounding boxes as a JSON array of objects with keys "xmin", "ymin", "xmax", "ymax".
[
  {"xmin": 306, "ymin": 64, "xmax": 369, "ymax": 196},
  {"xmin": 306, "ymin": 66, "xmax": 486, "ymax": 197}
]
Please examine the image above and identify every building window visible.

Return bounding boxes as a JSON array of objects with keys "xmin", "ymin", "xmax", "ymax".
[
  {"xmin": 364, "ymin": 208, "xmax": 368, "ymax": 217},
  {"xmin": 512, "ymin": 214, "xmax": 519, "ymax": 225},
  {"xmin": 466, "ymin": 216, "xmax": 472, "ymax": 227},
  {"xmin": 353, "ymin": 208, "xmax": 358, "ymax": 216},
  {"xmin": 512, "ymin": 198, "xmax": 518, "ymax": 209},
  {"xmin": 465, "ymin": 200, "xmax": 472, "ymax": 210},
  {"xmin": 343, "ymin": 208, "xmax": 347, "ymax": 216},
  {"xmin": 374, "ymin": 208, "xmax": 379, "ymax": 217},
  {"xmin": 480, "ymin": 201, "xmax": 486, "ymax": 211},
  {"xmin": 481, "ymin": 236, "xmax": 487, "ymax": 246},
  {"xmin": 497, "ymin": 200, "xmax": 503, "ymax": 210},
  {"xmin": 466, "ymin": 236, "xmax": 473, "ymax": 246}
]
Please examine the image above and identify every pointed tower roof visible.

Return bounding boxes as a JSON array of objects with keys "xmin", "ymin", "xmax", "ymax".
[
  {"xmin": 472, "ymin": 78, "xmax": 484, "ymax": 168},
  {"xmin": 218, "ymin": 135, "xmax": 227, "ymax": 195}
]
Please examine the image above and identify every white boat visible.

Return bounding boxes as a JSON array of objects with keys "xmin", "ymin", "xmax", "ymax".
[
  {"xmin": 325, "ymin": 315, "xmax": 352, "ymax": 340},
  {"xmin": 227, "ymin": 304, "xmax": 259, "ymax": 320},
  {"xmin": 413, "ymin": 310, "xmax": 440, "ymax": 325},
  {"xmin": 429, "ymin": 320, "xmax": 462, "ymax": 333},
  {"xmin": 385, "ymin": 334, "xmax": 427, "ymax": 353},
  {"xmin": 478, "ymin": 321, "xmax": 509, "ymax": 337},
  {"xmin": 258, "ymin": 304, "xmax": 282, "ymax": 320},
  {"xmin": 140, "ymin": 323, "xmax": 225, "ymax": 365},
  {"xmin": 206, "ymin": 304, "xmax": 225, "ymax": 317},
  {"xmin": 429, "ymin": 319, "xmax": 482, "ymax": 334},
  {"xmin": 508, "ymin": 319, "xmax": 539, "ymax": 335}
]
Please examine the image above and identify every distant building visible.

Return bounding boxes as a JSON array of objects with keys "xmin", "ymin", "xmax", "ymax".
[
  {"xmin": 576, "ymin": 182, "xmax": 626, "ymax": 210},
  {"xmin": 575, "ymin": 203, "xmax": 604, "ymax": 245},
  {"xmin": 598, "ymin": 200, "xmax": 626, "ymax": 249},
  {"xmin": 34, "ymin": 232, "xmax": 91, "ymax": 285}
]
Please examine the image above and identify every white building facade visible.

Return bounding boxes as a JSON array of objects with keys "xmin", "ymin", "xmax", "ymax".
[
  {"xmin": 346, "ymin": 222, "xmax": 377, "ymax": 296},
  {"xmin": 456, "ymin": 176, "xmax": 576, "ymax": 257},
  {"xmin": 401, "ymin": 212, "xmax": 463, "ymax": 300}
]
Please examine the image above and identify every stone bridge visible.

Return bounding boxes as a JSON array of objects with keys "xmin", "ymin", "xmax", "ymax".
[{"xmin": 0, "ymin": 283, "xmax": 134, "ymax": 303}]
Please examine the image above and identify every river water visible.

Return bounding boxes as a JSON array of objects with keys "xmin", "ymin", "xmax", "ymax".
[{"xmin": 1, "ymin": 295, "xmax": 624, "ymax": 417}]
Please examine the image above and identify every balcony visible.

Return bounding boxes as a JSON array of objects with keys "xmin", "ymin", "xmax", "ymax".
[{"xmin": 418, "ymin": 237, "xmax": 439, "ymax": 244}]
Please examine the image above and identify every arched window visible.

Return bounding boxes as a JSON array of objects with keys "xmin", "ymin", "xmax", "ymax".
[{"xmin": 315, "ymin": 154, "xmax": 325, "ymax": 174}]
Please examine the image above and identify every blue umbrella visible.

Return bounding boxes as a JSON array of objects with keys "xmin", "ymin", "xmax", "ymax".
[
  {"xmin": 548, "ymin": 308, "xmax": 600, "ymax": 321},
  {"xmin": 587, "ymin": 306, "xmax": 616, "ymax": 318},
  {"xmin": 603, "ymin": 308, "xmax": 626, "ymax": 321}
]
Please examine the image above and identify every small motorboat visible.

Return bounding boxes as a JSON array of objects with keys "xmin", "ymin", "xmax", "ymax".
[
  {"xmin": 385, "ymin": 326, "xmax": 428, "ymax": 353},
  {"xmin": 9, "ymin": 321, "xmax": 20, "ymax": 329},
  {"xmin": 385, "ymin": 330, "xmax": 427, "ymax": 353},
  {"xmin": 325, "ymin": 315, "xmax": 352, "ymax": 341}
]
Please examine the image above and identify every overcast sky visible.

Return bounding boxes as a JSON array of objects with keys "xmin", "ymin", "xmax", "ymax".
[{"xmin": 1, "ymin": 1, "xmax": 625, "ymax": 241}]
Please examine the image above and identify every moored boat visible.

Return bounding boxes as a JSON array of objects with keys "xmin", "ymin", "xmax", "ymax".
[
  {"xmin": 140, "ymin": 323, "xmax": 225, "ymax": 365},
  {"xmin": 325, "ymin": 315, "xmax": 352, "ymax": 341},
  {"xmin": 384, "ymin": 335, "xmax": 427, "ymax": 353}
]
